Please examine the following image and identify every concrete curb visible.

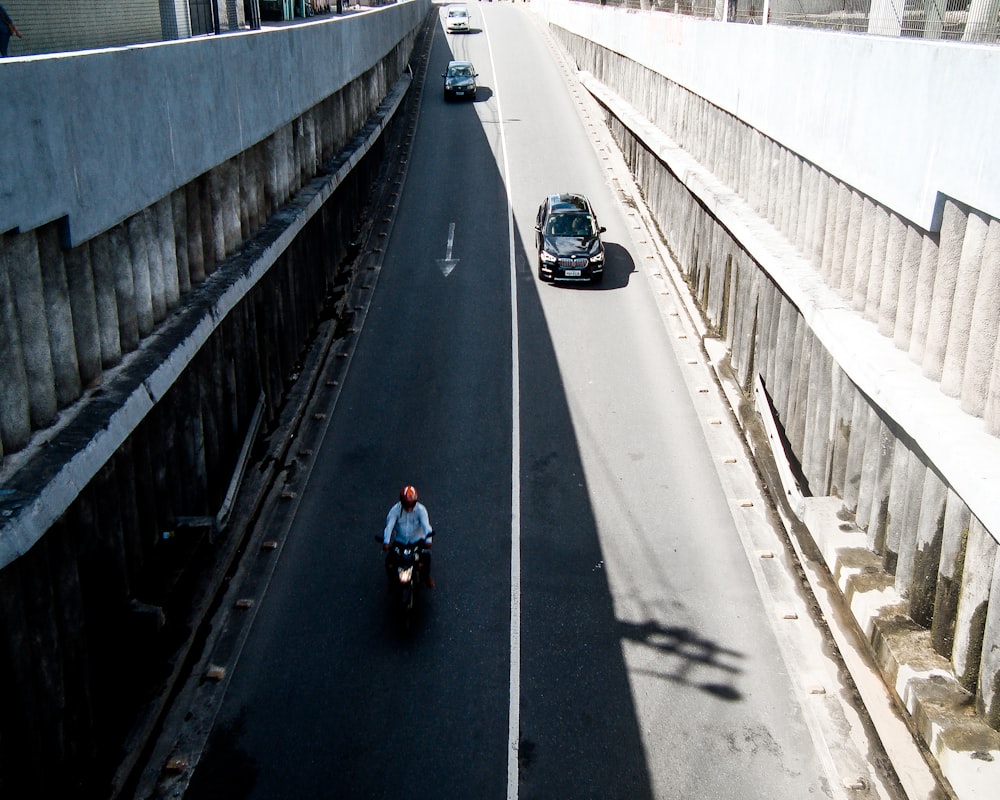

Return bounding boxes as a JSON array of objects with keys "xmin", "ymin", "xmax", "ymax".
[{"xmin": 800, "ymin": 497, "xmax": 1000, "ymax": 800}]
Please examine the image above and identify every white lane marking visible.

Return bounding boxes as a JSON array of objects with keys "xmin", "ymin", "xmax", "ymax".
[
  {"xmin": 480, "ymin": 9, "xmax": 522, "ymax": 800},
  {"xmin": 437, "ymin": 221, "xmax": 459, "ymax": 276}
]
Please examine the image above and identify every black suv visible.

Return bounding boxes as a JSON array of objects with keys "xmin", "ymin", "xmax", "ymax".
[{"xmin": 535, "ymin": 193, "xmax": 606, "ymax": 283}]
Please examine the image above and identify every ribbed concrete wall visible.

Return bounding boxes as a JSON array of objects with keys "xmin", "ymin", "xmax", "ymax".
[
  {"xmin": 572, "ymin": 45, "xmax": 1000, "ymax": 438},
  {"xmin": 0, "ymin": 3, "xmax": 430, "ymax": 793},
  {"xmin": 0, "ymin": 183, "xmax": 373, "ymax": 793},
  {"xmin": 0, "ymin": 68, "xmax": 393, "ymax": 461},
  {"xmin": 544, "ymin": 3, "xmax": 1000, "ymax": 742},
  {"xmin": 1, "ymin": 2, "xmax": 428, "ymax": 246},
  {"xmin": 543, "ymin": 3, "xmax": 1000, "ymax": 232}
]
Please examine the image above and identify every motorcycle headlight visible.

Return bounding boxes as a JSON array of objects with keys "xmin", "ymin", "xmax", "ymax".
[
  {"xmin": 398, "ymin": 567, "xmax": 414, "ymax": 583},
  {"xmin": 540, "ymin": 250, "xmax": 557, "ymax": 264}
]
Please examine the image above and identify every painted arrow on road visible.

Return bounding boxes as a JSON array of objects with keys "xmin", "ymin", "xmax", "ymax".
[{"xmin": 436, "ymin": 222, "xmax": 459, "ymax": 277}]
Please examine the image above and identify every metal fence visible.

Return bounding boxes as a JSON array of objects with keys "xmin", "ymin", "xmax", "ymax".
[{"xmin": 585, "ymin": 0, "xmax": 1000, "ymax": 44}]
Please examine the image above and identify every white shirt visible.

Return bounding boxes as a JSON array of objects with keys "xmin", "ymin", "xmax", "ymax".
[{"xmin": 383, "ymin": 501, "xmax": 432, "ymax": 546}]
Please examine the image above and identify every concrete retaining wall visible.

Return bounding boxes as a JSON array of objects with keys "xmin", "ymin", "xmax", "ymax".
[
  {"xmin": 0, "ymin": 4, "xmax": 425, "ymax": 245},
  {"xmin": 534, "ymin": 0, "xmax": 1000, "ymax": 793},
  {"xmin": 0, "ymin": 2, "xmax": 430, "ymax": 794},
  {"xmin": 0, "ymin": 0, "xmax": 428, "ymax": 528},
  {"xmin": 545, "ymin": 2, "xmax": 1000, "ymax": 233}
]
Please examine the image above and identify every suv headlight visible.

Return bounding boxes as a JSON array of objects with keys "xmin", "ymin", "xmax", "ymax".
[
  {"xmin": 540, "ymin": 250, "xmax": 557, "ymax": 264},
  {"xmin": 590, "ymin": 250, "xmax": 605, "ymax": 264}
]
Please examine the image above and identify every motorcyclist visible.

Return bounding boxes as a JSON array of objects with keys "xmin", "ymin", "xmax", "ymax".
[{"xmin": 383, "ymin": 485, "xmax": 435, "ymax": 588}]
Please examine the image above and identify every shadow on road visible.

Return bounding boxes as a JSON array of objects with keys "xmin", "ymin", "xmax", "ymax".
[{"xmin": 617, "ymin": 618, "xmax": 745, "ymax": 701}]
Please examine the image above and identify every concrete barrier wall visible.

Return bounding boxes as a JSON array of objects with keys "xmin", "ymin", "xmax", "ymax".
[
  {"xmin": 0, "ymin": 3, "xmax": 431, "ymax": 793},
  {"xmin": 532, "ymin": 0, "xmax": 1000, "ymax": 791},
  {"xmin": 0, "ymin": 3, "xmax": 427, "ymax": 245},
  {"xmin": 539, "ymin": 1, "xmax": 1000, "ymax": 233},
  {"xmin": 0, "ymin": 1, "xmax": 429, "ymax": 468},
  {"xmin": 0, "ymin": 66, "xmax": 402, "ymax": 467}
]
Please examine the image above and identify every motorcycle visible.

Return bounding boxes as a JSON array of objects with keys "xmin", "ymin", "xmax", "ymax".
[{"xmin": 379, "ymin": 535, "xmax": 433, "ymax": 624}]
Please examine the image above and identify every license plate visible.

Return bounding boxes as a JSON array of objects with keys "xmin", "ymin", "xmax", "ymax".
[
  {"xmin": 455, "ymin": 90, "xmax": 465, "ymax": 96},
  {"xmin": 564, "ymin": 269, "xmax": 582, "ymax": 277}
]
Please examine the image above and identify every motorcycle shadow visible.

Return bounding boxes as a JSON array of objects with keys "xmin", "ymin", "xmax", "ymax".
[
  {"xmin": 374, "ymin": 538, "xmax": 435, "ymax": 636},
  {"xmin": 377, "ymin": 575, "xmax": 435, "ymax": 636}
]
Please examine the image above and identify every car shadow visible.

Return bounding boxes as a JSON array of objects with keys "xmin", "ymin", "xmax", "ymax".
[
  {"xmin": 472, "ymin": 86, "xmax": 494, "ymax": 103},
  {"xmin": 544, "ymin": 242, "xmax": 636, "ymax": 291},
  {"xmin": 597, "ymin": 242, "xmax": 635, "ymax": 289}
]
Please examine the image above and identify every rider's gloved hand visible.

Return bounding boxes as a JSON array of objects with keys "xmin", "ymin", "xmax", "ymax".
[{"xmin": 382, "ymin": 542, "xmax": 389, "ymax": 552}]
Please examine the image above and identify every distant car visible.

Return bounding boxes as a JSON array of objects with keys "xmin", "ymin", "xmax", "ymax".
[
  {"xmin": 535, "ymin": 193, "xmax": 607, "ymax": 283},
  {"xmin": 442, "ymin": 60, "xmax": 478, "ymax": 101},
  {"xmin": 445, "ymin": 5, "xmax": 470, "ymax": 32}
]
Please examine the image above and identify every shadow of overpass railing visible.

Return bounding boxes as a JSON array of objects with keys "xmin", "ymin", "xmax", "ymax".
[{"xmin": 617, "ymin": 619, "xmax": 745, "ymax": 701}]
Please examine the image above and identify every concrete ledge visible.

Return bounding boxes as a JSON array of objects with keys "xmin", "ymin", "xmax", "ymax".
[
  {"xmin": 802, "ymin": 497, "xmax": 1000, "ymax": 799},
  {"xmin": 731, "ymin": 322, "xmax": 998, "ymax": 798}
]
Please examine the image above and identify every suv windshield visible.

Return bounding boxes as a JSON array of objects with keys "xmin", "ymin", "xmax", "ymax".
[{"xmin": 546, "ymin": 214, "xmax": 594, "ymax": 237}]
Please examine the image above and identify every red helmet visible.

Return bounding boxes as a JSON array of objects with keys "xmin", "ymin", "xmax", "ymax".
[{"xmin": 400, "ymin": 485, "xmax": 418, "ymax": 510}]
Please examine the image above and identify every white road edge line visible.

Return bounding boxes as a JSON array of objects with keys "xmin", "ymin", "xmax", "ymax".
[{"xmin": 479, "ymin": 9, "xmax": 522, "ymax": 800}]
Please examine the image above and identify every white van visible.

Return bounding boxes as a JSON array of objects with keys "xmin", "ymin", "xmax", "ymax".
[{"xmin": 445, "ymin": 5, "xmax": 470, "ymax": 33}]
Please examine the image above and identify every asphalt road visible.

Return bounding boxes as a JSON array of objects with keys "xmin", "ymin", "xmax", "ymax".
[{"xmin": 177, "ymin": 5, "xmax": 906, "ymax": 799}]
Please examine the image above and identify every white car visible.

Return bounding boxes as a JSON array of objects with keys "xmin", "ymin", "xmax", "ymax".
[{"xmin": 445, "ymin": 5, "xmax": 470, "ymax": 33}]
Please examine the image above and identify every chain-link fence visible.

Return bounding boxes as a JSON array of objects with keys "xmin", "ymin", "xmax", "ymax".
[{"xmin": 584, "ymin": 0, "xmax": 1000, "ymax": 43}]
